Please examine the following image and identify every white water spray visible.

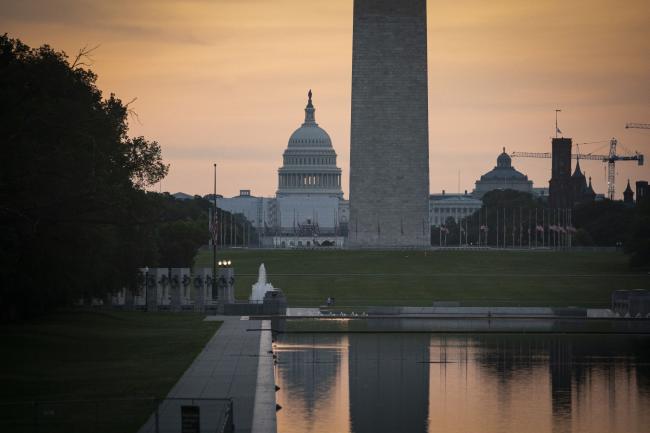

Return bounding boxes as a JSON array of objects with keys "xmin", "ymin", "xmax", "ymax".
[{"xmin": 250, "ymin": 263, "xmax": 275, "ymax": 301}]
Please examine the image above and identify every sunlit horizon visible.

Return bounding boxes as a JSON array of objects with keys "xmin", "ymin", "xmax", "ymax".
[{"xmin": 2, "ymin": 0, "xmax": 648, "ymax": 198}]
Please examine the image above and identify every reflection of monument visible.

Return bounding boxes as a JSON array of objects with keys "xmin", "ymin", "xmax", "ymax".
[
  {"xmin": 250, "ymin": 263, "xmax": 276, "ymax": 302},
  {"xmin": 348, "ymin": 334, "xmax": 430, "ymax": 433},
  {"xmin": 276, "ymin": 334, "xmax": 348, "ymax": 428},
  {"xmin": 549, "ymin": 338, "xmax": 573, "ymax": 428},
  {"xmin": 348, "ymin": 0, "xmax": 430, "ymax": 247}
]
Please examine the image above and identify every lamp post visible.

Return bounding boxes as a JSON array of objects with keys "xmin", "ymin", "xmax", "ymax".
[{"xmin": 217, "ymin": 260, "xmax": 233, "ymax": 302}]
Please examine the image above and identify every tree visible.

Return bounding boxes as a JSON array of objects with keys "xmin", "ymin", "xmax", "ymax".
[
  {"xmin": 0, "ymin": 35, "xmax": 168, "ymax": 318},
  {"xmin": 625, "ymin": 201, "xmax": 650, "ymax": 268},
  {"xmin": 475, "ymin": 190, "xmax": 545, "ymax": 247},
  {"xmin": 572, "ymin": 200, "xmax": 634, "ymax": 247}
]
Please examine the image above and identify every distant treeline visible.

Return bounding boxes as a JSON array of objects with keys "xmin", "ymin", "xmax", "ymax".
[
  {"xmin": 0, "ymin": 35, "xmax": 252, "ymax": 319},
  {"xmin": 431, "ymin": 189, "xmax": 649, "ymax": 266}
]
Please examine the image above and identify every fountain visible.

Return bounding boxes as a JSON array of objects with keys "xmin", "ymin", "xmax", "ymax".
[{"xmin": 250, "ymin": 263, "xmax": 276, "ymax": 302}]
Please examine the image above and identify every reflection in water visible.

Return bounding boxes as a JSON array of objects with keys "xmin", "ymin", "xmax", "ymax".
[
  {"xmin": 275, "ymin": 335, "xmax": 350, "ymax": 433},
  {"xmin": 348, "ymin": 334, "xmax": 429, "ymax": 433},
  {"xmin": 276, "ymin": 332, "xmax": 650, "ymax": 433}
]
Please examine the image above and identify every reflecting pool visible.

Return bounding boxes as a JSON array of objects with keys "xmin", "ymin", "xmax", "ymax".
[{"xmin": 275, "ymin": 332, "xmax": 650, "ymax": 433}]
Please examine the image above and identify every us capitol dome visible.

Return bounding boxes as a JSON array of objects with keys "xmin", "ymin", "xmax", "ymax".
[{"xmin": 277, "ymin": 90, "xmax": 343, "ymax": 198}]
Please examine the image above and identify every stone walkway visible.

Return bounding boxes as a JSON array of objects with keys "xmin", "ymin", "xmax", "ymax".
[{"xmin": 138, "ymin": 316, "xmax": 277, "ymax": 433}]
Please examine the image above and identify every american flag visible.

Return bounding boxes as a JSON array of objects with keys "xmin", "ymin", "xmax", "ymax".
[{"xmin": 210, "ymin": 208, "xmax": 219, "ymax": 243}]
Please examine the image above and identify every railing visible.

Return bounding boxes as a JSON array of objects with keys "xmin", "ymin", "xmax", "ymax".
[{"xmin": 0, "ymin": 397, "xmax": 234, "ymax": 433}]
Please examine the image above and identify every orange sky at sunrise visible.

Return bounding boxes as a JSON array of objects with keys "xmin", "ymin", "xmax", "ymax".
[{"xmin": 2, "ymin": 0, "xmax": 649, "ymax": 198}]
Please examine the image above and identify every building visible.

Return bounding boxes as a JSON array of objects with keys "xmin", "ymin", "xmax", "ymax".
[
  {"xmin": 532, "ymin": 187, "xmax": 549, "ymax": 200},
  {"xmin": 623, "ymin": 180, "xmax": 634, "ymax": 204},
  {"xmin": 348, "ymin": 0, "xmax": 430, "ymax": 247},
  {"xmin": 636, "ymin": 181, "xmax": 649, "ymax": 204},
  {"xmin": 275, "ymin": 90, "xmax": 345, "ymax": 235},
  {"xmin": 429, "ymin": 191, "xmax": 482, "ymax": 227},
  {"xmin": 549, "ymin": 137, "xmax": 574, "ymax": 209},
  {"xmin": 473, "ymin": 148, "xmax": 533, "ymax": 198},
  {"xmin": 546, "ymin": 137, "xmax": 598, "ymax": 208},
  {"xmin": 216, "ymin": 92, "xmax": 347, "ymax": 247},
  {"xmin": 570, "ymin": 159, "xmax": 596, "ymax": 205},
  {"xmin": 277, "ymin": 90, "xmax": 342, "ymax": 200},
  {"xmin": 216, "ymin": 190, "xmax": 276, "ymax": 232}
]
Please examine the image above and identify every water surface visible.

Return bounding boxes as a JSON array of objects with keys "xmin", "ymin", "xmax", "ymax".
[{"xmin": 275, "ymin": 332, "xmax": 650, "ymax": 433}]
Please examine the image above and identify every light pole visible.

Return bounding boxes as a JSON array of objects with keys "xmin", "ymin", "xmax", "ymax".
[
  {"xmin": 212, "ymin": 163, "xmax": 218, "ymax": 300},
  {"xmin": 216, "ymin": 260, "xmax": 232, "ymax": 301}
]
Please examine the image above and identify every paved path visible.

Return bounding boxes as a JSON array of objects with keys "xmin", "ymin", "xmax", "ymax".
[{"xmin": 138, "ymin": 316, "xmax": 277, "ymax": 433}]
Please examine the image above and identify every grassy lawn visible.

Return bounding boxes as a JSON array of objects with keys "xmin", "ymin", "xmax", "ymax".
[
  {"xmin": 195, "ymin": 249, "xmax": 649, "ymax": 308},
  {"xmin": 0, "ymin": 311, "xmax": 220, "ymax": 432}
]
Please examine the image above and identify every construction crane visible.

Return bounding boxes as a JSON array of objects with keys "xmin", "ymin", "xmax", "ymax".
[
  {"xmin": 626, "ymin": 123, "xmax": 650, "ymax": 130},
  {"xmin": 512, "ymin": 138, "xmax": 644, "ymax": 200}
]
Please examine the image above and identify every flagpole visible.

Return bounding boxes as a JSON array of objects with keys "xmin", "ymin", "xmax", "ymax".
[
  {"xmin": 526, "ymin": 208, "xmax": 528, "ymax": 248},
  {"xmin": 474, "ymin": 210, "xmax": 476, "ymax": 247},
  {"xmin": 518, "ymin": 207, "xmax": 520, "ymax": 248},
  {"xmin": 553, "ymin": 209, "xmax": 560, "ymax": 250},
  {"xmin": 212, "ymin": 163, "xmax": 217, "ymax": 300},
  {"xmin": 569, "ymin": 208, "xmax": 572, "ymax": 249},
  {"xmin": 485, "ymin": 206, "xmax": 490, "ymax": 247},
  {"xmin": 510, "ymin": 208, "xmax": 512, "ymax": 248},
  {"xmin": 503, "ymin": 208, "xmax": 506, "ymax": 248},
  {"xmin": 541, "ymin": 208, "xmax": 544, "ymax": 248}
]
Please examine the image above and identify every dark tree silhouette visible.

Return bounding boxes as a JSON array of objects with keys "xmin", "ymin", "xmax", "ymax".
[{"xmin": 0, "ymin": 34, "xmax": 169, "ymax": 318}]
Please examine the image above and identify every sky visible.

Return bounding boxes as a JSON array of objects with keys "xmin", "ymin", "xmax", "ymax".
[{"xmin": 2, "ymin": 0, "xmax": 649, "ymax": 199}]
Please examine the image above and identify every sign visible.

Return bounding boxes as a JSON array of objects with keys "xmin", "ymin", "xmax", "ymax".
[{"xmin": 181, "ymin": 405, "xmax": 200, "ymax": 433}]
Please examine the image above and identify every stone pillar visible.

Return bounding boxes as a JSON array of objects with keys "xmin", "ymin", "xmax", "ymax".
[
  {"xmin": 103, "ymin": 291, "xmax": 113, "ymax": 310},
  {"xmin": 153, "ymin": 268, "xmax": 169, "ymax": 307},
  {"xmin": 193, "ymin": 268, "xmax": 212, "ymax": 312},
  {"xmin": 217, "ymin": 267, "xmax": 235, "ymax": 303},
  {"xmin": 124, "ymin": 287, "xmax": 135, "ymax": 310},
  {"xmin": 169, "ymin": 268, "xmax": 185, "ymax": 312},
  {"xmin": 145, "ymin": 270, "xmax": 158, "ymax": 312},
  {"xmin": 180, "ymin": 268, "xmax": 192, "ymax": 306}
]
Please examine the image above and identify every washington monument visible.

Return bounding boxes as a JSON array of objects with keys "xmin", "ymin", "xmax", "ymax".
[{"xmin": 348, "ymin": 0, "xmax": 430, "ymax": 247}]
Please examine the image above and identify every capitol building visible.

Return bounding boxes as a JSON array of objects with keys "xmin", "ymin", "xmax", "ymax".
[
  {"xmin": 215, "ymin": 95, "xmax": 549, "ymax": 246},
  {"xmin": 216, "ymin": 91, "xmax": 348, "ymax": 247}
]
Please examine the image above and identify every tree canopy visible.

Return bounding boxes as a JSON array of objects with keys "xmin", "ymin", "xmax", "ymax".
[{"xmin": 0, "ymin": 35, "xmax": 170, "ymax": 318}]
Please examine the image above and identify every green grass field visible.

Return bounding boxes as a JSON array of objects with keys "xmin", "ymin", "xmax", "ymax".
[
  {"xmin": 195, "ymin": 249, "xmax": 649, "ymax": 308},
  {"xmin": 0, "ymin": 312, "xmax": 220, "ymax": 432}
]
